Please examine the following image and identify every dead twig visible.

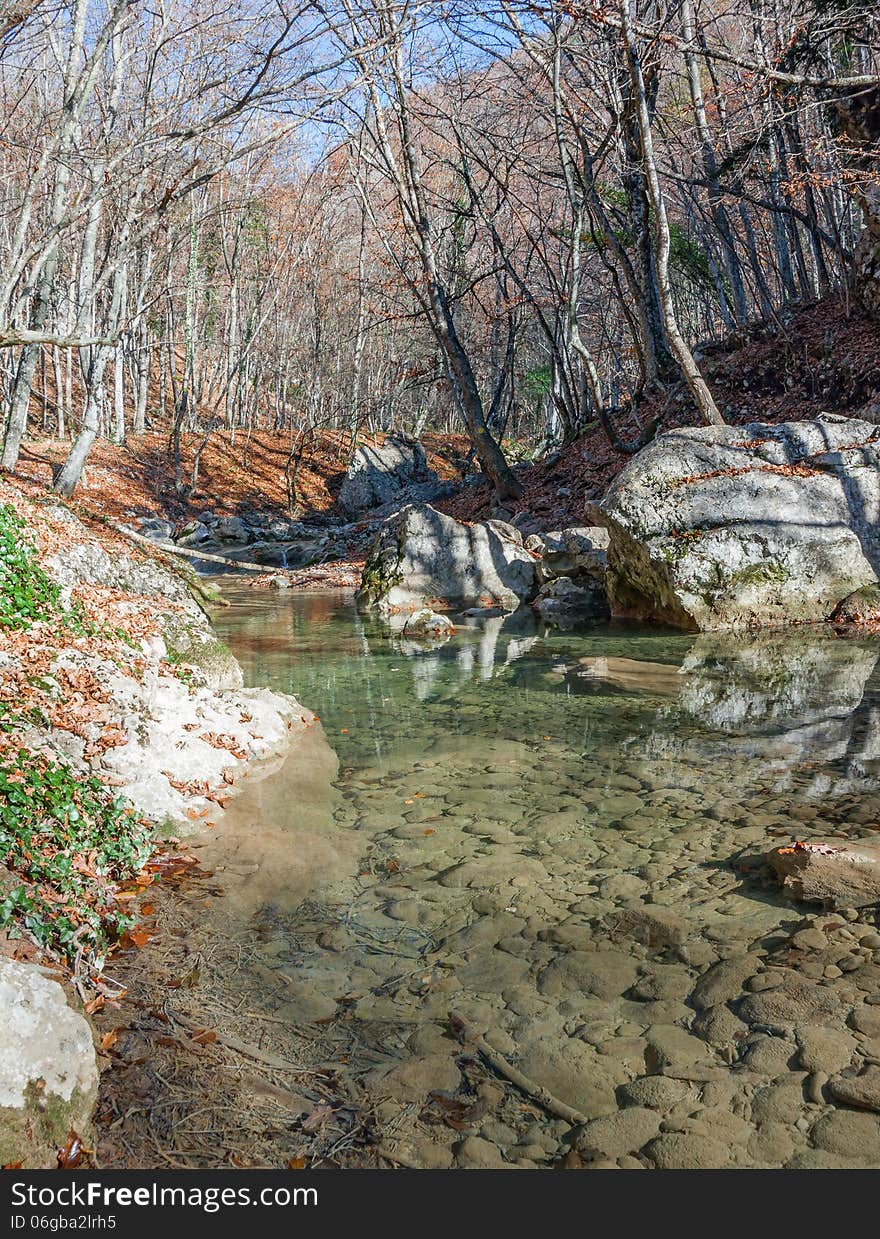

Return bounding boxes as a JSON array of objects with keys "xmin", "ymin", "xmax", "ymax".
[{"xmin": 449, "ymin": 1011, "xmax": 588, "ymax": 1128}]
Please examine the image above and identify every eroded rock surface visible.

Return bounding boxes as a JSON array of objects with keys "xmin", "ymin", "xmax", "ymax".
[
  {"xmin": 358, "ymin": 504, "xmax": 537, "ymax": 613},
  {"xmin": 768, "ymin": 840, "xmax": 880, "ymax": 909},
  {"xmin": 339, "ymin": 435, "xmax": 439, "ymax": 515},
  {"xmin": 0, "ymin": 960, "xmax": 98, "ymax": 1168},
  {"xmin": 589, "ymin": 415, "xmax": 880, "ymax": 630}
]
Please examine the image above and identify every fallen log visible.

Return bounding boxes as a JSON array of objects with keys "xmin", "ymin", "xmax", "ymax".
[{"xmin": 112, "ymin": 523, "xmax": 294, "ymax": 575}]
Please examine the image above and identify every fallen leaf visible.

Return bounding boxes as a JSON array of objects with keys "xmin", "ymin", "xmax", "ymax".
[
  {"xmin": 190, "ymin": 1028, "xmax": 218, "ymax": 1045},
  {"xmin": 57, "ymin": 1131, "xmax": 85, "ymax": 1169},
  {"xmin": 302, "ymin": 1104, "xmax": 333, "ymax": 1133}
]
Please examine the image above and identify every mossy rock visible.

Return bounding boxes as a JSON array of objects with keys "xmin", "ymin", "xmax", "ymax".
[
  {"xmin": 0, "ymin": 960, "xmax": 98, "ymax": 1168},
  {"xmin": 832, "ymin": 584, "xmax": 880, "ymax": 626},
  {"xmin": 161, "ymin": 611, "xmax": 243, "ymax": 690},
  {"xmin": 0, "ymin": 1081, "xmax": 96, "ymax": 1169}
]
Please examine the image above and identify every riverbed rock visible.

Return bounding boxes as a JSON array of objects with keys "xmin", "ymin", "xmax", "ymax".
[
  {"xmin": 689, "ymin": 954, "xmax": 762, "ymax": 1010},
  {"xmin": 605, "ymin": 904, "xmax": 690, "ymax": 950},
  {"xmin": 810, "ymin": 1108, "xmax": 880, "ymax": 1159},
  {"xmin": 537, "ymin": 949, "xmax": 639, "ymax": 1002},
  {"xmin": 575, "ymin": 1106, "xmax": 662, "ymax": 1158},
  {"xmin": 0, "ymin": 960, "xmax": 98, "ymax": 1168},
  {"xmin": 403, "ymin": 609, "xmax": 455, "ymax": 638},
  {"xmin": 795, "ymin": 1025, "xmax": 856, "ymax": 1074},
  {"xmin": 358, "ymin": 504, "xmax": 537, "ymax": 613},
  {"xmin": 367, "ymin": 1053, "xmax": 461, "ymax": 1103},
  {"xmin": 737, "ymin": 973, "xmax": 844, "ymax": 1027},
  {"xmin": 516, "ymin": 1038, "xmax": 618, "ymax": 1119},
  {"xmin": 827, "ymin": 1067, "xmax": 880, "ymax": 1111},
  {"xmin": 587, "ymin": 416, "xmax": 880, "ymax": 630},
  {"xmin": 767, "ymin": 840, "xmax": 880, "ymax": 909},
  {"xmin": 644, "ymin": 1131, "xmax": 733, "ymax": 1169},
  {"xmin": 832, "ymin": 584, "xmax": 880, "ymax": 626},
  {"xmin": 533, "ymin": 576, "xmax": 609, "ymax": 626},
  {"xmin": 526, "ymin": 527, "xmax": 609, "ymax": 584},
  {"xmin": 339, "ymin": 435, "xmax": 438, "ymax": 515}
]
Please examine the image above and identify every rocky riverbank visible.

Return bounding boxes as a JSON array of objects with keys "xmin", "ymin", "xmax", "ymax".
[{"xmin": 0, "ymin": 476, "xmax": 315, "ymax": 1167}]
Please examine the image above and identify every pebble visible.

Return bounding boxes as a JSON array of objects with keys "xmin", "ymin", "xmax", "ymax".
[
  {"xmin": 810, "ymin": 1109, "xmax": 880, "ymax": 1159},
  {"xmin": 795, "ymin": 1026, "xmax": 856, "ymax": 1074},
  {"xmin": 454, "ymin": 1136, "xmax": 510, "ymax": 1169},
  {"xmin": 644, "ymin": 1132, "xmax": 733, "ymax": 1169}
]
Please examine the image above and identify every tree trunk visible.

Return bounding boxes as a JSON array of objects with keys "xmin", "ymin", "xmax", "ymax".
[{"xmin": 621, "ymin": 0, "xmax": 723, "ymax": 426}]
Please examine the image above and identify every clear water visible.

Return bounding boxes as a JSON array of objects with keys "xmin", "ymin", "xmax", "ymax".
[{"xmin": 201, "ymin": 587, "xmax": 880, "ymax": 1157}]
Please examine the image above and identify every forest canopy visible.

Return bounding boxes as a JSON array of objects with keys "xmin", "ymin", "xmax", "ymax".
[{"xmin": 0, "ymin": 0, "xmax": 876, "ymax": 498}]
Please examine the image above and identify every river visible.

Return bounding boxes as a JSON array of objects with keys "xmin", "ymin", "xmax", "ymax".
[{"xmin": 94, "ymin": 587, "xmax": 880, "ymax": 1169}]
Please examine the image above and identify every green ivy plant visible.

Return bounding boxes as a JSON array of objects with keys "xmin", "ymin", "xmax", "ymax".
[
  {"xmin": 0, "ymin": 748, "xmax": 153, "ymax": 969},
  {"xmin": 0, "ymin": 503, "xmax": 135, "ymax": 645},
  {"xmin": 0, "ymin": 504, "xmax": 64, "ymax": 629}
]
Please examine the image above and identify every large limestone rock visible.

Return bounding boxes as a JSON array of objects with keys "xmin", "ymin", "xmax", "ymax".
[
  {"xmin": 32, "ymin": 504, "xmax": 313, "ymax": 829},
  {"xmin": 357, "ymin": 504, "xmax": 537, "ymax": 613},
  {"xmin": 45, "ymin": 508, "xmax": 242, "ymax": 690},
  {"xmin": 87, "ymin": 653, "xmax": 310, "ymax": 827},
  {"xmin": 47, "ymin": 525, "xmax": 199, "ymax": 613},
  {"xmin": 524, "ymin": 527, "xmax": 609, "ymax": 585},
  {"xmin": 0, "ymin": 959, "xmax": 98, "ymax": 1168},
  {"xmin": 339, "ymin": 434, "xmax": 438, "ymax": 515},
  {"xmin": 588, "ymin": 415, "xmax": 880, "ymax": 631}
]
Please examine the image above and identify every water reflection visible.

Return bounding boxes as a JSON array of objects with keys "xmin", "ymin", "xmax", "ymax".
[{"xmin": 214, "ymin": 591, "xmax": 880, "ymax": 783}]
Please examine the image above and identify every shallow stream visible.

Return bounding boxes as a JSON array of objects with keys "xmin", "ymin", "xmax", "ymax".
[{"xmin": 99, "ymin": 588, "xmax": 880, "ymax": 1169}]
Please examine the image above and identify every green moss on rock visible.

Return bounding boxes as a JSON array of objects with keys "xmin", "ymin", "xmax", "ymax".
[
  {"xmin": 0, "ymin": 1080, "xmax": 96, "ymax": 1169},
  {"xmin": 161, "ymin": 611, "xmax": 243, "ymax": 690}
]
